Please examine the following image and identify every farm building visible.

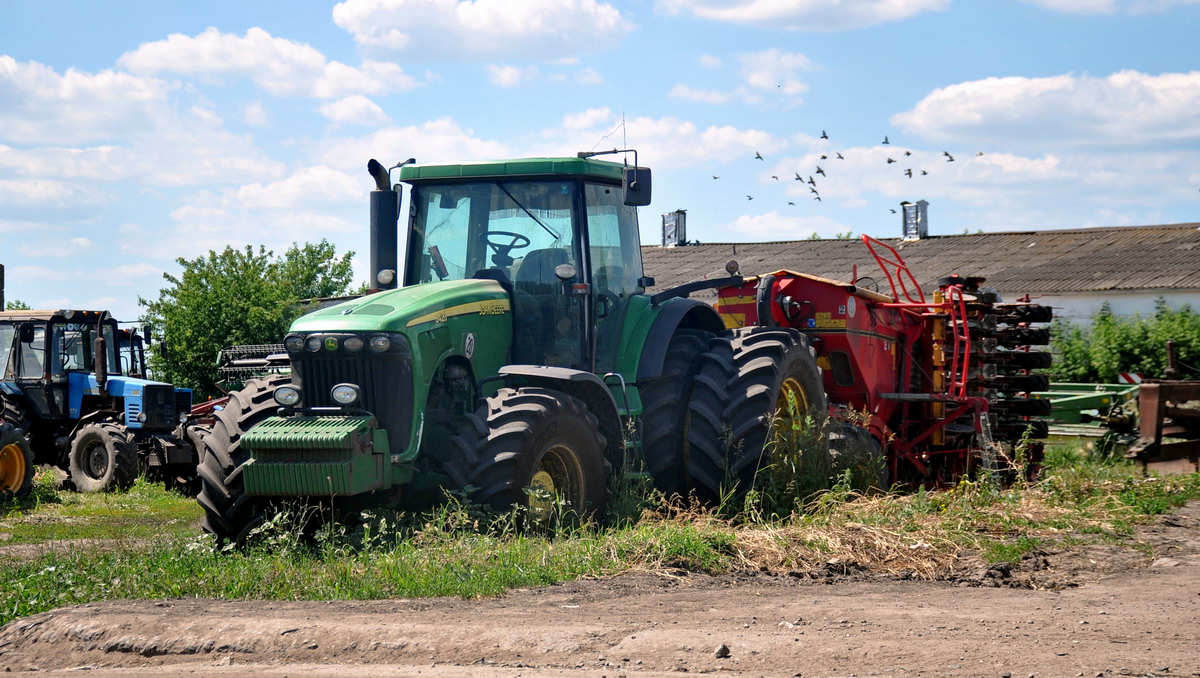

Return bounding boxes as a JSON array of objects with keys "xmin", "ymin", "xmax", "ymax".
[{"xmin": 641, "ymin": 221, "xmax": 1200, "ymax": 326}]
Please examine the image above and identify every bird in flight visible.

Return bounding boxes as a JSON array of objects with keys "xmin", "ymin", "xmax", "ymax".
[
  {"xmin": 820, "ymin": 130, "xmax": 829, "ymax": 139},
  {"xmin": 920, "ymin": 170, "xmax": 928, "ymax": 176},
  {"xmin": 809, "ymin": 186, "xmax": 819, "ymax": 195},
  {"xmin": 788, "ymin": 201, "xmax": 796, "ymax": 206},
  {"xmin": 977, "ymin": 151, "xmax": 985, "ymax": 156},
  {"xmin": 794, "ymin": 172, "xmax": 803, "ymax": 181},
  {"xmin": 943, "ymin": 151, "xmax": 955, "ymax": 162},
  {"xmin": 890, "ymin": 208, "xmax": 897, "ymax": 214},
  {"xmin": 820, "ymin": 154, "xmax": 827, "ymax": 160},
  {"xmin": 882, "ymin": 136, "xmax": 890, "ymax": 144},
  {"xmin": 815, "ymin": 166, "xmax": 826, "ymax": 176},
  {"xmin": 771, "ymin": 175, "xmax": 779, "ymax": 180},
  {"xmin": 808, "ymin": 176, "xmax": 816, "ymax": 186},
  {"xmin": 712, "ymin": 175, "xmax": 720, "ymax": 180},
  {"xmin": 836, "ymin": 152, "xmax": 844, "ymax": 160},
  {"xmin": 755, "ymin": 151, "xmax": 764, "ymax": 160},
  {"xmin": 904, "ymin": 151, "xmax": 912, "ymax": 156},
  {"xmin": 813, "ymin": 196, "xmax": 822, "ymax": 202},
  {"xmin": 747, "ymin": 195, "xmax": 754, "ymax": 200},
  {"xmin": 904, "ymin": 169, "xmax": 913, "ymax": 178},
  {"xmin": 886, "ymin": 158, "xmax": 896, "ymax": 164}
]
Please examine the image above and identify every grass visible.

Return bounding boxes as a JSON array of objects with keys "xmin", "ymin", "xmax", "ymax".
[{"xmin": 0, "ymin": 447, "xmax": 1197, "ymax": 627}]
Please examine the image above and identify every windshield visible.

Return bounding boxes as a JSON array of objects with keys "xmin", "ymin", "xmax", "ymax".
[
  {"xmin": 51, "ymin": 322, "xmax": 118, "ymax": 378},
  {"xmin": 406, "ymin": 180, "xmax": 579, "ymax": 285},
  {"xmin": 0, "ymin": 325, "xmax": 14, "ymax": 379}
]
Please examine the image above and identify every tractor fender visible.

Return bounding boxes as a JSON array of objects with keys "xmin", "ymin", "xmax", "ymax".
[
  {"xmin": 497, "ymin": 365, "xmax": 625, "ymax": 471},
  {"xmin": 635, "ymin": 298, "xmax": 726, "ymax": 382},
  {"xmin": 755, "ymin": 273, "xmax": 778, "ymax": 327}
]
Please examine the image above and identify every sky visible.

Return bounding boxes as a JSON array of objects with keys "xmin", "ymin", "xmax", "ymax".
[{"xmin": 1, "ymin": 0, "xmax": 1199, "ymax": 322}]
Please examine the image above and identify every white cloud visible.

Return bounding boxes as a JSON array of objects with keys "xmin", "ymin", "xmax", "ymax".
[
  {"xmin": 243, "ymin": 101, "xmax": 270, "ymax": 126},
  {"xmin": 738, "ymin": 49, "xmax": 812, "ymax": 97},
  {"xmin": 892, "ymin": 70, "xmax": 1200, "ymax": 145},
  {"xmin": 221, "ymin": 166, "xmax": 363, "ymax": 210},
  {"xmin": 487, "ymin": 64, "xmax": 530, "ymax": 87},
  {"xmin": 537, "ymin": 113, "xmax": 781, "ymax": 169},
  {"xmin": 0, "ymin": 57, "xmax": 173, "ymax": 146},
  {"xmin": 1018, "ymin": 0, "xmax": 1200, "ymax": 13},
  {"xmin": 726, "ymin": 212, "xmax": 850, "ymax": 240},
  {"xmin": 332, "ymin": 0, "xmax": 634, "ymax": 59},
  {"xmin": 563, "ymin": 108, "xmax": 613, "ymax": 130},
  {"xmin": 669, "ymin": 49, "xmax": 812, "ymax": 105},
  {"xmin": 319, "ymin": 95, "xmax": 392, "ymax": 126},
  {"xmin": 0, "ymin": 59, "xmax": 284, "ymax": 186},
  {"xmin": 117, "ymin": 27, "xmax": 418, "ymax": 98},
  {"xmin": 655, "ymin": 0, "xmax": 950, "ymax": 30},
  {"xmin": 314, "ymin": 118, "xmax": 511, "ymax": 172},
  {"xmin": 18, "ymin": 236, "xmax": 96, "ymax": 258},
  {"xmin": 0, "ymin": 177, "xmax": 114, "ymax": 221}
]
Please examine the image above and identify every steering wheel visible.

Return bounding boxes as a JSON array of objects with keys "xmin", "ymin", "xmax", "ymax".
[{"xmin": 483, "ymin": 230, "xmax": 532, "ymax": 266}]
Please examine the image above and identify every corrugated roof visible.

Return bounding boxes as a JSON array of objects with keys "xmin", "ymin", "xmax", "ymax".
[{"xmin": 641, "ymin": 223, "xmax": 1200, "ymax": 297}]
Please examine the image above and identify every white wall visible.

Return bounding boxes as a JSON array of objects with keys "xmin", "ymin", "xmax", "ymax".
[{"xmin": 1006, "ymin": 289, "xmax": 1200, "ymax": 326}]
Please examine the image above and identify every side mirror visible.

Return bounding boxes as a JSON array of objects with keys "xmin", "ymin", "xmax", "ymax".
[
  {"xmin": 18, "ymin": 323, "xmax": 35, "ymax": 343},
  {"xmin": 623, "ymin": 167, "xmax": 652, "ymax": 207},
  {"xmin": 142, "ymin": 324, "xmax": 153, "ymax": 345}
]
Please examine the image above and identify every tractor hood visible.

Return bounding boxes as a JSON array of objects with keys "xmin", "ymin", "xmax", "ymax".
[
  {"xmin": 290, "ymin": 278, "xmax": 511, "ymax": 333},
  {"xmin": 66, "ymin": 373, "xmax": 191, "ymax": 428}
]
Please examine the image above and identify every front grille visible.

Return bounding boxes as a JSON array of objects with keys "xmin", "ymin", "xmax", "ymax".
[
  {"xmin": 142, "ymin": 384, "xmax": 176, "ymax": 429},
  {"xmin": 175, "ymin": 389, "xmax": 192, "ymax": 416},
  {"xmin": 291, "ymin": 344, "xmax": 414, "ymax": 455}
]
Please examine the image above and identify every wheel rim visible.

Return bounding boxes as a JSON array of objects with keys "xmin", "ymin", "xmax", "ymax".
[
  {"xmin": 0, "ymin": 443, "xmax": 26, "ymax": 493},
  {"xmin": 84, "ymin": 441, "xmax": 110, "ymax": 480},
  {"xmin": 527, "ymin": 445, "xmax": 584, "ymax": 516},
  {"xmin": 774, "ymin": 376, "xmax": 811, "ymax": 436}
]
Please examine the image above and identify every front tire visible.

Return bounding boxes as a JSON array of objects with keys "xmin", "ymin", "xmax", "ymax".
[
  {"xmin": 0, "ymin": 422, "xmax": 35, "ymax": 498},
  {"xmin": 723, "ymin": 327, "xmax": 829, "ymax": 498},
  {"xmin": 445, "ymin": 387, "xmax": 609, "ymax": 521},
  {"xmin": 68, "ymin": 421, "xmax": 138, "ymax": 492},
  {"xmin": 196, "ymin": 376, "xmax": 291, "ymax": 543}
]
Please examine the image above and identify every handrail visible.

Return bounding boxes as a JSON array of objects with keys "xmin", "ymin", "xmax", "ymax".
[{"xmin": 861, "ymin": 235, "xmax": 926, "ymax": 304}]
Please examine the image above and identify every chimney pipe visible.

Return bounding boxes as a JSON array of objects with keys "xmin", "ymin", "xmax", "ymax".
[{"xmin": 367, "ymin": 159, "xmax": 402, "ymax": 290}]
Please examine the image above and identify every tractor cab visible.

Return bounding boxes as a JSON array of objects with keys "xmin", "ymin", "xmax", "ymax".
[
  {"xmin": 400, "ymin": 156, "xmax": 652, "ymax": 373},
  {"xmin": 0, "ymin": 310, "xmax": 120, "ymax": 422}
]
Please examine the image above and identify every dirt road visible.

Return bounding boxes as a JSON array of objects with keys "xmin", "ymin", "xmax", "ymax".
[{"xmin": 2, "ymin": 504, "xmax": 1198, "ymax": 677}]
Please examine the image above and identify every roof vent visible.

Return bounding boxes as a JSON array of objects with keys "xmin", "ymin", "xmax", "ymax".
[
  {"xmin": 662, "ymin": 209, "xmax": 687, "ymax": 247},
  {"xmin": 900, "ymin": 200, "xmax": 928, "ymax": 240}
]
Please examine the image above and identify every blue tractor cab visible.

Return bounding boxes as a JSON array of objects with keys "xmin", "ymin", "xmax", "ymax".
[{"xmin": 0, "ymin": 309, "xmax": 194, "ymax": 492}]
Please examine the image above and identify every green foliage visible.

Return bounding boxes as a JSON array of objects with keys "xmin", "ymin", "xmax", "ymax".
[
  {"xmin": 138, "ymin": 241, "xmax": 355, "ymax": 397},
  {"xmin": 1050, "ymin": 298, "xmax": 1200, "ymax": 382},
  {"xmin": 3, "ymin": 300, "xmax": 31, "ymax": 311}
]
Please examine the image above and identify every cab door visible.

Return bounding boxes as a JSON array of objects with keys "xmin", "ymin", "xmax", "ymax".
[{"xmin": 583, "ymin": 182, "xmax": 644, "ymax": 374}]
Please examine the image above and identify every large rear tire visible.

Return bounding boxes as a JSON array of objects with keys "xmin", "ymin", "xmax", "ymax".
[
  {"xmin": 639, "ymin": 329, "xmax": 738, "ymax": 500},
  {"xmin": 196, "ymin": 376, "xmax": 291, "ymax": 543},
  {"xmin": 0, "ymin": 422, "xmax": 35, "ymax": 499},
  {"xmin": 445, "ymin": 387, "xmax": 609, "ymax": 521},
  {"xmin": 723, "ymin": 327, "xmax": 829, "ymax": 498},
  {"xmin": 67, "ymin": 421, "xmax": 138, "ymax": 492}
]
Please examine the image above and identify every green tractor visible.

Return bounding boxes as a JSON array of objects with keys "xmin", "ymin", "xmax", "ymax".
[{"xmin": 197, "ymin": 152, "xmax": 791, "ymax": 542}]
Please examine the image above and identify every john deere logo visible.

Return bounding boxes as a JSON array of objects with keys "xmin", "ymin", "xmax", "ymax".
[{"xmin": 324, "ymin": 337, "xmax": 338, "ymax": 351}]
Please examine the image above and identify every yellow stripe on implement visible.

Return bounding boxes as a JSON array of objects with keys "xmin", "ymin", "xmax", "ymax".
[{"xmin": 406, "ymin": 299, "xmax": 511, "ymax": 328}]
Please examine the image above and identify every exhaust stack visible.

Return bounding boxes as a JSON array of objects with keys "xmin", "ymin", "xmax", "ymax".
[{"xmin": 367, "ymin": 159, "xmax": 412, "ymax": 290}]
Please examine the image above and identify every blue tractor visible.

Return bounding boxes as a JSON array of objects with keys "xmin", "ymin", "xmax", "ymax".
[{"xmin": 0, "ymin": 309, "xmax": 195, "ymax": 492}]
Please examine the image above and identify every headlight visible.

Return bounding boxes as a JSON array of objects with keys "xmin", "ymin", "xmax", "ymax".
[
  {"xmin": 178, "ymin": 412, "xmax": 188, "ymax": 424},
  {"xmin": 284, "ymin": 335, "xmax": 305, "ymax": 353},
  {"xmin": 330, "ymin": 383, "xmax": 360, "ymax": 406},
  {"xmin": 343, "ymin": 336, "xmax": 364, "ymax": 352},
  {"xmin": 368, "ymin": 335, "xmax": 391, "ymax": 352},
  {"xmin": 136, "ymin": 412, "xmax": 147, "ymax": 423},
  {"xmin": 274, "ymin": 385, "xmax": 302, "ymax": 407},
  {"xmin": 305, "ymin": 336, "xmax": 322, "ymax": 352}
]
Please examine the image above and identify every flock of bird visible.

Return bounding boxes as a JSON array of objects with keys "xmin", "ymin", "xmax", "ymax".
[{"xmin": 720, "ymin": 130, "xmax": 985, "ymax": 213}]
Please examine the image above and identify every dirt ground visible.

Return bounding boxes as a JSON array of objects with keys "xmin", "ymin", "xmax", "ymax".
[{"xmin": 1, "ymin": 504, "xmax": 1198, "ymax": 678}]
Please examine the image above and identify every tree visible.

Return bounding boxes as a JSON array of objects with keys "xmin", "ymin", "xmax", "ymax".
[
  {"xmin": 1049, "ymin": 299, "xmax": 1200, "ymax": 382},
  {"xmin": 139, "ymin": 240, "xmax": 355, "ymax": 397},
  {"xmin": 4, "ymin": 300, "xmax": 31, "ymax": 310}
]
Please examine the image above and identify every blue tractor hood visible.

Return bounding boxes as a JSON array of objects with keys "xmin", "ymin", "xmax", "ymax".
[{"xmin": 67, "ymin": 372, "xmax": 192, "ymax": 429}]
